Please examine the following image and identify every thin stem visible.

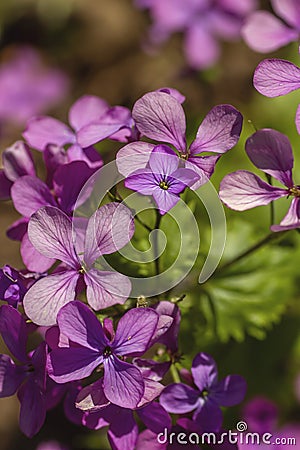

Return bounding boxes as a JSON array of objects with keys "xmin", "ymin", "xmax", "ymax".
[
  {"xmin": 107, "ymin": 190, "xmax": 152, "ymax": 233},
  {"xmin": 170, "ymin": 363, "xmax": 181, "ymax": 383},
  {"xmin": 266, "ymin": 174, "xmax": 275, "ymax": 227},
  {"xmin": 215, "ymin": 231, "xmax": 287, "ymax": 275},
  {"xmin": 153, "ymin": 210, "xmax": 162, "ymax": 276}
]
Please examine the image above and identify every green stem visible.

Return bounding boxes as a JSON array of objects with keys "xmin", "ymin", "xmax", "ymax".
[
  {"xmin": 216, "ymin": 231, "xmax": 287, "ymax": 274},
  {"xmin": 170, "ymin": 363, "xmax": 181, "ymax": 383},
  {"xmin": 107, "ymin": 190, "xmax": 152, "ymax": 233},
  {"xmin": 153, "ymin": 210, "xmax": 162, "ymax": 276}
]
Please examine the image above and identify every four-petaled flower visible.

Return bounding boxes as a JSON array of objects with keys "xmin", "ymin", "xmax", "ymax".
[
  {"xmin": 23, "ymin": 202, "xmax": 134, "ymax": 325},
  {"xmin": 47, "ymin": 301, "xmax": 159, "ymax": 409},
  {"xmin": 125, "ymin": 145, "xmax": 199, "ymax": 214},
  {"xmin": 219, "ymin": 129, "xmax": 300, "ymax": 231},
  {"xmin": 160, "ymin": 352, "xmax": 246, "ymax": 432},
  {"xmin": 117, "ymin": 91, "xmax": 243, "ymax": 190}
]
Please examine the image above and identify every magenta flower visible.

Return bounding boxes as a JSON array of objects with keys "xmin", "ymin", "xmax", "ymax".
[
  {"xmin": 253, "ymin": 58, "xmax": 300, "ymax": 134},
  {"xmin": 219, "ymin": 129, "xmax": 300, "ymax": 232},
  {"xmin": 47, "ymin": 301, "xmax": 159, "ymax": 409},
  {"xmin": 136, "ymin": 0, "xmax": 257, "ymax": 69},
  {"xmin": 0, "ymin": 265, "xmax": 27, "ymax": 307},
  {"xmin": 117, "ymin": 91, "xmax": 243, "ymax": 190},
  {"xmin": 0, "ymin": 47, "xmax": 68, "ymax": 125},
  {"xmin": 242, "ymin": 0, "xmax": 300, "ymax": 53},
  {"xmin": 125, "ymin": 145, "xmax": 199, "ymax": 215},
  {"xmin": 160, "ymin": 352, "xmax": 246, "ymax": 432},
  {"xmin": 23, "ymin": 94, "xmax": 134, "ymax": 152},
  {"xmin": 23, "ymin": 202, "xmax": 134, "ymax": 325},
  {"xmin": 0, "ymin": 305, "xmax": 47, "ymax": 437}
]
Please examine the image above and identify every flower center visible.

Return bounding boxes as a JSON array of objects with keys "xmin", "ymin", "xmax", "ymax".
[
  {"xmin": 289, "ymin": 186, "xmax": 300, "ymax": 197},
  {"xmin": 103, "ymin": 346, "xmax": 112, "ymax": 357},
  {"xmin": 159, "ymin": 180, "xmax": 169, "ymax": 190},
  {"xmin": 179, "ymin": 152, "xmax": 189, "ymax": 161}
]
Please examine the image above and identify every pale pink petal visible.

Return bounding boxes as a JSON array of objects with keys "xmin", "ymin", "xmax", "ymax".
[
  {"xmin": 271, "ymin": 198, "xmax": 300, "ymax": 232},
  {"xmin": 242, "ymin": 11, "xmax": 298, "ymax": 53},
  {"xmin": 84, "ymin": 269, "xmax": 131, "ymax": 310},
  {"xmin": 254, "ymin": 59, "xmax": 300, "ymax": 97},
  {"xmin": 272, "ymin": 0, "xmax": 300, "ymax": 30},
  {"xmin": 68, "ymin": 95, "xmax": 109, "ymax": 131},
  {"xmin": 184, "ymin": 22, "xmax": 220, "ymax": 69},
  {"xmin": 219, "ymin": 170, "xmax": 287, "ymax": 211},
  {"xmin": 132, "ymin": 92, "xmax": 186, "ymax": 151},
  {"xmin": 23, "ymin": 116, "xmax": 75, "ymax": 151},
  {"xmin": 23, "ymin": 270, "xmax": 79, "ymax": 326},
  {"xmin": 116, "ymin": 142, "xmax": 155, "ymax": 177},
  {"xmin": 21, "ymin": 232, "xmax": 54, "ymax": 273},
  {"xmin": 3, "ymin": 141, "xmax": 35, "ymax": 182}
]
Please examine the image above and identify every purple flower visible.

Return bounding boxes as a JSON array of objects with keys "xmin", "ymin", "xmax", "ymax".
[
  {"xmin": 242, "ymin": 0, "xmax": 300, "ymax": 53},
  {"xmin": 23, "ymin": 202, "xmax": 134, "ymax": 325},
  {"xmin": 117, "ymin": 91, "xmax": 243, "ymax": 190},
  {"xmin": 0, "ymin": 141, "xmax": 35, "ymax": 200},
  {"xmin": 10, "ymin": 160, "xmax": 96, "ymax": 273},
  {"xmin": 0, "ymin": 305, "xmax": 48, "ymax": 437},
  {"xmin": 0, "ymin": 46, "xmax": 68, "ymax": 125},
  {"xmin": 47, "ymin": 301, "xmax": 159, "ymax": 409},
  {"xmin": 23, "ymin": 94, "xmax": 134, "ymax": 152},
  {"xmin": 242, "ymin": 396, "xmax": 278, "ymax": 434},
  {"xmin": 160, "ymin": 352, "xmax": 246, "ymax": 432},
  {"xmin": 253, "ymin": 58, "xmax": 300, "ymax": 134},
  {"xmin": 125, "ymin": 145, "xmax": 199, "ymax": 214},
  {"xmin": 0, "ymin": 265, "xmax": 27, "ymax": 307},
  {"xmin": 219, "ymin": 128, "xmax": 300, "ymax": 232},
  {"xmin": 74, "ymin": 373, "xmax": 170, "ymax": 450},
  {"xmin": 137, "ymin": 0, "xmax": 257, "ymax": 69}
]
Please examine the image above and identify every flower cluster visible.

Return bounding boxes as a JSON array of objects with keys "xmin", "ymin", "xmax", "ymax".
[{"xmin": 0, "ymin": 87, "xmax": 247, "ymax": 448}]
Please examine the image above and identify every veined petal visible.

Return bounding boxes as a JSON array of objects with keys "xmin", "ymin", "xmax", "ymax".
[
  {"xmin": 68, "ymin": 95, "xmax": 109, "ymax": 131},
  {"xmin": 137, "ymin": 378, "xmax": 165, "ymax": 407},
  {"xmin": 116, "ymin": 142, "xmax": 155, "ymax": 177},
  {"xmin": 219, "ymin": 170, "xmax": 287, "ymax": 211},
  {"xmin": 23, "ymin": 116, "xmax": 75, "ymax": 151},
  {"xmin": 245, "ymin": 129, "xmax": 294, "ymax": 187},
  {"xmin": 53, "ymin": 161, "xmax": 94, "ymax": 215},
  {"xmin": 272, "ymin": 0, "xmax": 300, "ymax": 30},
  {"xmin": 84, "ymin": 203, "xmax": 134, "ymax": 265},
  {"xmin": 0, "ymin": 354, "xmax": 27, "ymax": 397},
  {"xmin": 11, "ymin": 175, "xmax": 56, "ymax": 217},
  {"xmin": 211, "ymin": 375, "xmax": 247, "ymax": 407},
  {"xmin": 271, "ymin": 198, "xmax": 300, "ymax": 232},
  {"xmin": 85, "ymin": 269, "xmax": 131, "ymax": 310},
  {"xmin": 191, "ymin": 353, "xmax": 218, "ymax": 392},
  {"xmin": 103, "ymin": 355, "xmax": 144, "ymax": 408},
  {"xmin": 152, "ymin": 188, "xmax": 180, "ymax": 215},
  {"xmin": 132, "ymin": 92, "xmax": 186, "ymax": 151},
  {"xmin": 21, "ymin": 232, "xmax": 54, "ymax": 272},
  {"xmin": 157, "ymin": 87, "xmax": 185, "ymax": 104},
  {"xmin": 254, "ymin": 59, "xmax": 300, "ymax": 97},
  {"xmin": 23, "ymin": 270, "xmax": 79, "ymax": 326},
  {"xmin": 138, "ymin": 403, "xmax": 171, "ymax": 434},
  {"xmin": 0, "ymin": 305, "xmax": 28, "ymax": 362},
  {"xmin": 184, "ymin": 22, "xmax": 219, "ymax": 69},
  {"xmin": 57, "ymin": 301, "xmax": 108, "ymax": 351},
  {"xmin": 28, "ymin": 206, "xmax": 79, "ymax": 266},
  {"xmin": 108, "ymin": 408, "xmax": 138, "ymax": 450},
  {"xmin": 193, "ymin": 397, "xmax": 223, "ymax": 432},
  {"xmin": 242, "ymin": 11, "xmax": 298, "ymax": 53},
  {"xmin": 185, "ymin": 155, "xmax": 220, "ymax": 190},
  {"xmin": 76, "ymin": 378, "xmax": 110, "ymax": 411},
  {"xmin": 159, "ymin": 383, "xmax": 200, "ymax": 414},
  {"xmin": 47, "ymin": 347, "xmax": 103, "ymax": 383},
  {"xmin": 190, "ymin": 105, "xmax": 243, "ymax": 155},
  {"xmin": 124, "ymin": 168, "xmax": 157, "ymax": 195},
  {"xmin": 149, "ymin": 145, "xmax": 179, "ymax": 176},
  {"xmin": 3, "ymin": 141, "xmax": 35, "ymax": 182},
  {"xmin": 112, "ymin": 308, "xmax": 159, "ymax": 356},
  {"xmin": 168, "ymin": 168, "xmax": 199, "ymax": 193},
  {"xmin": 77, "ymin": 106, "xmax": 132, "ymax": 148},
  {"xmin": 18, "ymin": 379, "xmax": 47, "ymax": 437}
]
